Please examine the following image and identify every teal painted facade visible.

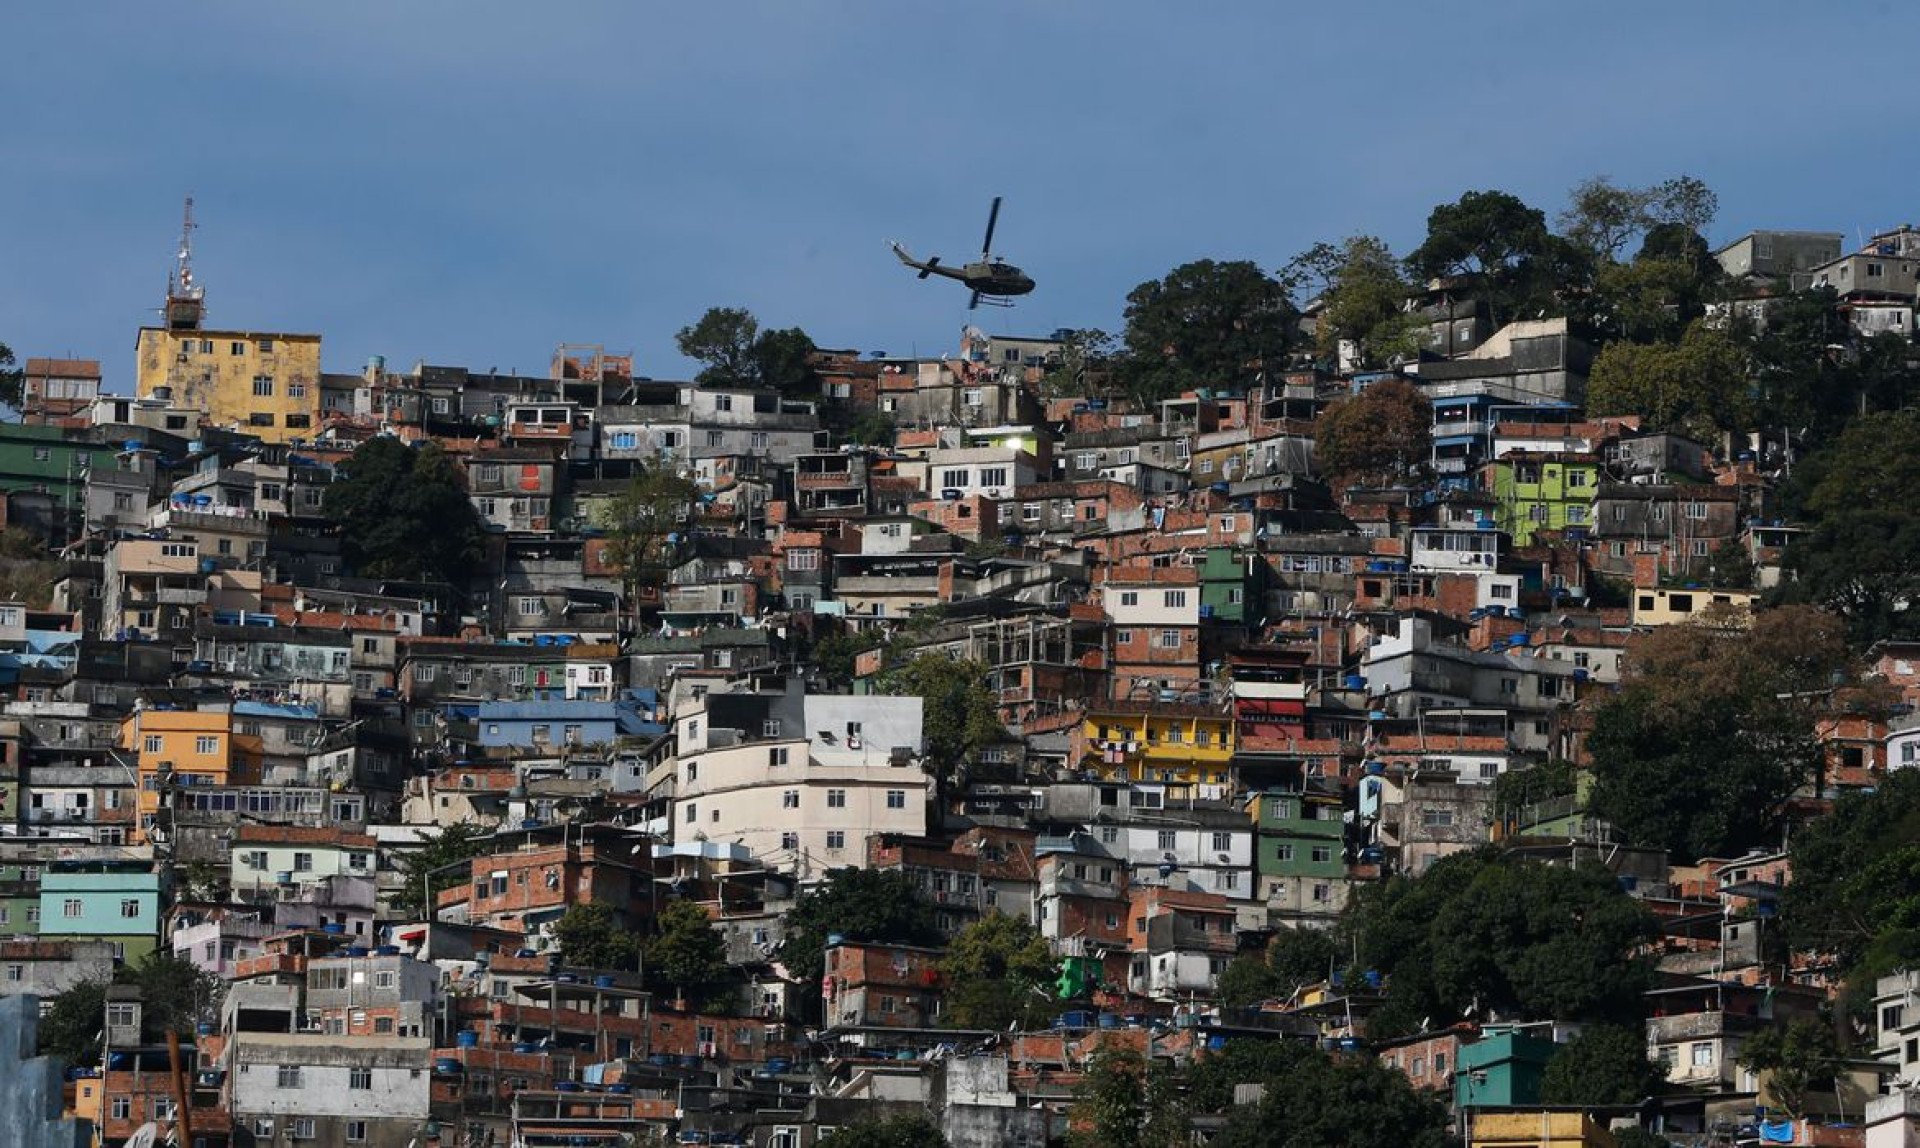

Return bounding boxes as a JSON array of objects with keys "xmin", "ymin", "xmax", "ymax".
[
  {"xmin": 36, "ymin": 867, "xmax": 159, "ymax": 964},
  {"xmin": 1250, "ymin": 791, "xmax": 1346, "ymax": 880},
  {"xmin": 0, "ymin": 425, "xmax": 115, "ymax": 525},
  {"xmin": 1454, "ymin": 1030, "xmax": 1560, "ymax": 1110}
]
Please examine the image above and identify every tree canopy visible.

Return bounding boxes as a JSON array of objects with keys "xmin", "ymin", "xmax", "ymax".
[
  {"xmin": 1118, "ymin": 260, "xmax": 1295, "ymax": 403},
  {"xmin": 600, "ymin": 461, "xmax": 702, "ymax": 612},
  {"xmin": 1585, "ymin": 321, "xmax": 1751, "ymax": 439},
  {"xmin": 675, "ymin": 307, "xmax": 819, "ymax": 392},
  {"xmin": 1287, "ymin": 236, "xmax": 1423, "ymax": 369},
  {"xmin": 0, "ymin": 341, "xmax": 22, "ymax": 410},
  {"xmin": 40, "ymin": 953, "xmax": 224, "ymax": 1066},
  {"xmin": 1539, "ymin": 1025, "xmax": 1667, "ymax": 1107},
  {"xmin": 1313, "ymin": 378, "xmax": 1432, "ymax": 488},
  {"xmin": 1779, "ymin": 768, "xmax": 1920, "ymax": 992},
  {"xmin": 939, "ymin": 911, "xmax": 1059, "ymax": 1029},
  {"xmin": 1557, "ymin": 175, "xmax": 1718, "ymax": 264},
  {"xmin": 1409, "ymin": 189, "xmax": 1581, "ymax": 326},
  {"xmin": 817, "ymin": 1114, "xmax": 949, "ymax": 1148},
  {"xmin": 875, "ymin": 653, "xmax": 1005, "ymax": 789},
  {"xmin": 1739, "ymin": 1016, "xmax": 1847, "ymax": 1120},
  {"xmin": 1209, "ymin": 1042, "xmax": 1450, "ymax": 1148},
  {"xmin": 1587, "ymin": 606, "xmax": 1850, "ymax": 862},
  {"xmin": 323, "ymin": 436, "xmax": 485, "ymax": 595},
  {"xmin": 553, "ymin": 901, "xmax": 641, "ymax": 972},
  {"xmin": 777, "ymin": 868, "xmax": 940, "ymax": 1018},
  {"xmin": 646, "ymin": 899, "xmax": 732, "ymax": 1010},
  {"xmin": 391, "ymin": 821, "xmax": 493, "ymax": 918},
  {"xmin": 1779, "ymin": 410, "xmax": 1920, "ymax": 644},
  {"xmin": 1348, "ymin": 849, "xmax": 1656, "ymax": 1037}
]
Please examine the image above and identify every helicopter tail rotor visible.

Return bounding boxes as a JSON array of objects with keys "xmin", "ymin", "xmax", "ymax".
[{"xmin": 919, "ymin": 256, "xmax": 939, "ymax": 281}]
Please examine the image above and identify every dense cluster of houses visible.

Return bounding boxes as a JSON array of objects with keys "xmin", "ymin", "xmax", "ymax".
[{"xmin": 4, "ymin": 225, "xmax": 1920, "ymax": 1148}]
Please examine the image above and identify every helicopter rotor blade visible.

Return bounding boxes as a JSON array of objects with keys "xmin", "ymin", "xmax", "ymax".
[
  {"xmin": 981, "ymin": 197, "xmax": 1002, "ymax": 259},
  {"xmin": 969, "ymin": 290, "xmax": 982, "ymax": 311}
]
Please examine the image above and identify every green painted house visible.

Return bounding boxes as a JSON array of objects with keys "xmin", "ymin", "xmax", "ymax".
[
  {"xmin": 0, "ymin": 424, "xmax": 117, "ymax": 541},
  {"xmin": 1200, "ymin": 545, "xmax": 1264, "ymax": 628},
  {"xmin": 1481, "ymin": 452, "xmax": 1599, "ymax": 546},
  {"xmin": 1249, "ymin": 788, "xmax": 1346, "ymax": 895},
  {"xmin": 0, "ymin": 862, "xmax": 41, "ymax": 940}
]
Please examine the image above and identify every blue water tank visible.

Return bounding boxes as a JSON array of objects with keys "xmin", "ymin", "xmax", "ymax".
[
  {"xmin": 457, "ymin": 1031, "xmax": 479, "ymax": 1048},
  {"xmin": 434, "ymin": 1058, "xmax": 463, "ymax": 1075}
]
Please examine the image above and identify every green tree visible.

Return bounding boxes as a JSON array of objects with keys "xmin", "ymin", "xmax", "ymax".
[
  {"xmin": 1780, "ymin": 768, "xmax": 1920, "ymax": 986},
  {"xmin": 1558, "ymin": 175, "xmax": 1718, "ymax": 264},
  {"xmin": 1118, "ymin": 260, "xmax": 1295, "ymax": 403},
  {"xmin": 1588, "ymin": 607, "xmax": 1849, "ymax": 862},
  {"xmin": 391, "ymin": 821, "xmax": 494, "ymax": 918},
  {"xmin": 39, "ymin": 954, "xmax": 224, "ymax": 1065},
  {"xmin": 553, "ymin": 901, "xmax": 641, "ymax": 972},
  {"xmin": 751, "ymin": 326, "xmax": 820, "ymax": 394},
  {"xmin": 646, "ymin": 899, "xmax": 731, "ymax": 1009},
  {"xmin": 817, "ymin": 1114, "xmax": 949, "ymax": 1148},
  {"xmin": 1588, "ymin": 230, "xmax": 1722, "ymax": 344},
  {"xmin": 875, "ymin": 654, "xmax": 1005, "ymax": 790},
  {"xmin": 323, "ymin": 436, "xmax": 485, "ymax": 594},
  {"xmin": 1215, "ymin": 954, "xmax": 1284, "ymax": 1010},
  {"xmin": 1211, "ymin": 1044, "xmax": 1449, "ymax": 1148},
  {"xmin": 601, "ymin": 461, "xmax": 701, "ymax": 623},
  {"xmin": 1068, "ymin": 1045, "xmax": 1185, "ymax": 1148},
  {"xmin": 676, "ymin": 307, "xmax": 762, "ymax": 386},
  {"xmin": 1185, "ymin": 1039, "xmax": 1313, "ymax": 1115},
  {"xmin": 777, "ymin": 868, "xmax": 939, "ymax": 1019},
  {"xmin": 1740, "ymin": 1016, "xmax": 1847, "ymax": 1119},
  {"xmin": 1287, "ymin": 236, "xmax": 1423, "ymax": 369},
  {"xmin": 844, "ymin": 409, "xmax": 897, "ymax": 447},
  {"xmin": 940, "ymin": 910, "xmax": 1058, "ymax": 1029},
  {"xmin": 1491, "ymin": 758, "xmax": 1578, "ymax": 823},
  {"xmin": 1313, "ymin": 378, "xmax": 1432, "ymax": 487},
  {"xmin": 1265, "ymin": 925, "xmax": 1339, "ymax": 998},
  {"xmin": 1039, "ymin": 328, "xmax": 1119, "ymax": 398},
  {"xmin": 1350, "ymin": 850, "xmax": 1656, "ymax": 1037},
  {"xmin": 1585, "ymin": 321, "xmax": 1753, "ymax": 440},
  {"xmin": 1779, "ymin": 410, "xmax": 1920, "ymax": 644},
  {"xmin": 1539, "ymin": 1025, "xmax": 1666, "ymax": 1106},
  {"xmin": 1410, "ymin": 189, "xmax": 1580, "ymax": 326},
  {"xmin": 676, "ymin": 307, "xmax": 819, "ymax": 392},
  {"xmin": 0, "ymin": 341, "xmax": 22, "ymax": 411}
]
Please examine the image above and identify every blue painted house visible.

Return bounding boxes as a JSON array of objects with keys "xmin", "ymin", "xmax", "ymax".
[{"xmin": 37, "ymin": 863, "xmax": 160, "ymax": 964}]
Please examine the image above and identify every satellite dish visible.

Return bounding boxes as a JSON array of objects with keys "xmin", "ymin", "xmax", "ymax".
[{"xmin": 125, "ymin": 1123, "xmax": 166, "ymax": 1148}]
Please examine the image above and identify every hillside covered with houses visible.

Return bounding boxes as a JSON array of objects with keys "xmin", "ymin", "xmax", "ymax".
[{"xmin": 7, "ymin": 178, "xmax": 1920, "ymax": 1148}]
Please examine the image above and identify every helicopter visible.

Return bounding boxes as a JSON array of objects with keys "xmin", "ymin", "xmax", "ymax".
[{"xmin": 891, "ymin": 196, "xmax": 1035, "ymax": 309}]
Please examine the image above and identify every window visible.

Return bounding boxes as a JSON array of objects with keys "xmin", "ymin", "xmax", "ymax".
[
  {"xmin": 120, "ymin": 898, "xmax": 141, "ymax": 918},
  {"xmin": 144, "ymin": 735, "xmax": 163, "ymax": 754},
  {"xmin": 293, "ymin": 852, "xmax": 313, "ymax": 872},
  {"xmin": 1311, "ymin": 883, "xmax": 1333, "ymax": 902},
  {"xmin": 1690, "ymin": 1042, "xmax": 1713, "ymax": 1067},
  {"xmin": 825, "ymin": 830, "xmax": 845, "ymax": 851},
  {"xmin": 249, "ymin": 412, "xmax": 276, "ymax": 427},
  {"xmin": 762, "ymin": 719, "xmax": 782, "ymax": 739},
  {"xmin": 350, "ymin": 1066, "xmax": 372, "ymax": 1089},
  {"xmin": 1211, "ymin": 832, "xmax": 1232, "ymax": 853},
  {"xmin": 1420, "ymin": 809, "xmax": 1454, "ymax": 829},
  {"xmin": 277, "ymin": 1064, "xmax": 303, "ymax": 1088},
  {"xmin": 252, "ymin": 375, "xmax": 275, "ymax": 397},
  {"xmin": 782, "ymin": 790, "xmax": 799, "ymax": 809},
  {"xmin": 768, "ymin": 746, "xmax": 790, "ymax": 767},
  {"xmin": 1155, "ymin": 629, "xmax": 1181, "ymax": 649},
  {"xmin": 886, "ymin": 790, "xmax": 906, "ymax": 809},
  {"xmin": 195, "ymin": 736, "xmax": 218, "ymax": 754},
  {"xmin": 346, "ymin": 1121, "xmax": 368, "ymax": 1143},
  {"xmin": 292, "ymin": 1118, "xmax": 317, "ymax": 1141},
  {"xmin": 979, "ymin": 467, "xmax": 1008, "ymax": 489},
  {"xmin": 111, "ymin": 1097, "xmax": 131, "ymax": 1121},
  {"xmin": 685, "ymin": 804, "xmax": 698, "ymax": 823},
  {"xmin": 1157, "ymin": 830, "xmax": 1177, "ymax": 851},
  {"xmin": 1310, "ymin": 846, "xmax": 1334, "ymax": 863},
  {"xmin": 1164, "ymin": 590, "xmax": 1187, "ymax": 608},
  {"xmin": 781, "ymin": 832, "xmax": 799, "ymax": 851},
  {"xmin": 229, "ymin": 341, "xmax": 247, "ymax": 355},
  {"xmin": 827, "ymin": 789, "xmax": 847, "ymax": 809},
  {"xmin": 1685, "ymin": 501, "xmax": 1708, "ymax": 520},
  {"xmin": 288, "ymin": 381, "xmax": 307, "ymax": 399},
  {"xmin": 63, "ymin": 898, "xmax": 82, "ymax": 919},
  {"xmin": 1118, "ymin": 591, "xmax": 1138, "ymax": 607}
]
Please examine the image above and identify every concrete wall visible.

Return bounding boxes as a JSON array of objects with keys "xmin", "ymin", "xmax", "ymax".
[{"xmin": 0, "ymin": 994, "xmax": 93, "ymax": 1147}]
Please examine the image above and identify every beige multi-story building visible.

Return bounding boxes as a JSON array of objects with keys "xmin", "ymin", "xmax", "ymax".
[
  {"xmin": 671, "ymin": 688, "xmax": 927, "ymax": 878},
  {"xmin": 135, "ymin": 327, "xmax": 322, "ymax": 444}
]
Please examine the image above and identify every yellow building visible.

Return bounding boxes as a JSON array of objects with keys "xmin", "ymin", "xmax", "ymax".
[
  {"xmin": 1082, "ymin": 701, "xmax": 1235, "ymax": 790},
  {"xmin": 1470, "ymin": 1110, "xmax": 1618, "ymax": 1148},
  {"xmin": 119, "ymin": 709, "xmax": 260, "ymax": 842},
  {"xmin": 1629, "ymin": 586, "xmax": 1757, "ymax": 628},
  {"xmin": 135, "ymin": 326, "xmax": 322, "ymax": 443}
]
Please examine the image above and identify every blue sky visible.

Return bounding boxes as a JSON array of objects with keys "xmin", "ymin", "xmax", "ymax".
[{"xmin": 6, "ymin": 3, "xmax": 1917, "ymax": 385}]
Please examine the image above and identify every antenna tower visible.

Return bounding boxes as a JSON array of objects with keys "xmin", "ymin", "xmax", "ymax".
[{"xmin": 164, "ymin": 196, "xmax": 206, "ymax": 330}]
